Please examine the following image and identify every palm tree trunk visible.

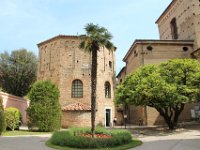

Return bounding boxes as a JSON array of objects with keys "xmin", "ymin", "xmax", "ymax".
[{"xmin": 91, "ymin": 45, "xmax": 98, "ymax": 138}]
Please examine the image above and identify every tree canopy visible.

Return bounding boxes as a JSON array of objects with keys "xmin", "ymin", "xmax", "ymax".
[
  {"xmin": 115, "ymin": 59, "xmax": 200, "ymax": 129},
  {"xmin": 0, "ymin": 49, "xmax": 37, "ymax": 97}
]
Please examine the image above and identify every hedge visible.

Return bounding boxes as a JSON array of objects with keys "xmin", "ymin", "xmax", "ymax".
[
  {"xmin": 5, "ymin": 107, "xmax": 21, "ymax": 131},
  {"xmin": 50, "ymin": 127, "xmax": 132, "ymax": 149},
  {"xmin": 27, "ymin": 80, "xmax": 61, "ymax": 132}
]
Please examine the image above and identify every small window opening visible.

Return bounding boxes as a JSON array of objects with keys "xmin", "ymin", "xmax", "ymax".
[
  {"xmin": 147, "ymin": 46, "xmax": 153, "ymax": 51},
  {"xmin": 170, "ymin": 18, "xmax": 178, "ymax": 39},
  {"xmin": 183, "ymin": 47, "xmax": 189, "ymax": 51},
  {"xmin": 109, "ymin": 61, "xmax": 112, "ymax": 69},
  {"xmin": 105, "ymin": 81, "xmax": 111, "ymax": 98}
]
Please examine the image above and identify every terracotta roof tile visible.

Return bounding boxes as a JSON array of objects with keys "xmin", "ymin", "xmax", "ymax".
[{"xmin": 62, "ymin": 103, "xmax": 91, "ymax": 111}]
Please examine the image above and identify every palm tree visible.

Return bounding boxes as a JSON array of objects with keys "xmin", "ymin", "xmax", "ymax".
[{"xmin": 79, "ymin": 23, "xmax": 115, "ymax": 137}]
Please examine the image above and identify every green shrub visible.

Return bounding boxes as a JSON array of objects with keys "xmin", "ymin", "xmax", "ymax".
[
  {"xmin": 0, "ymin": 98, "xmax": 6, "ymax": 135},
  {"xmin": 27, "ymin": 80, "xmax": 61, "ymax": 132},
  {"xmin": 5, "ymin": 107, "xmax": 21, "ymax": 131},
  {"xmin": 50, "ymin": 127, "xmax": 132, "ymax": 149}
]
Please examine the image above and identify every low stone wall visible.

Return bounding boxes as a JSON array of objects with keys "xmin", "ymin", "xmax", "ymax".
[{"xmin": 0, "ymin": 91, "xmax": 29, "ymax": 124}]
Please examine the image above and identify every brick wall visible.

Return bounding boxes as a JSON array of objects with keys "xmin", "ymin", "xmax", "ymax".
[
  {"xmin": 146, "ymin": 103, "xmax": 196, "ymax": 125},
  {"xmin": 156, "ymin": 0, "xmax": 200, "ymax": 49},
  {"xmin": 0, "ymin": 91, "xmax": 29, "ymax": 124},
  {"xmin": 37, "ymin": 35, "xmax": 116, "ymax": 128},
  {"xmin": 62, "ymin": 111, "xmax": 91, "ymax": 128}
]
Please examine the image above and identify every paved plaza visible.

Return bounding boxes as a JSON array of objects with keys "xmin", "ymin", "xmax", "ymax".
[
  {"xmin": 0, "ymin": 135, "xmax": 53, "ymax": 150},
  {"xmin": 0, "ymin": 126, "xmax": 200, "ymax": 150},
  {"xmin": 131, "ymin": 129, "xmax": 200, "ymax": 150}
]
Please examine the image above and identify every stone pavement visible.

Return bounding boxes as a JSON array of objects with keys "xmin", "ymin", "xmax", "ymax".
[
  {"xmin": 0, "ymin": 135, "xmax": 53, "ymax": 150},
  {"xmin": 0, "ymin": 127, "xmax": 200, "ymax": 150},
  {"xmin": 130, "ymin": 129, "xmax": 200, "ymax": 150}
]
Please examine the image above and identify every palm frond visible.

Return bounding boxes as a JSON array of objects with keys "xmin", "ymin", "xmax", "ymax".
[
  {"xmin": 103, "ymin": 31, "xmax": 113, "ymax": 40},
  {"xmin": 105, "ymin": 41, "xmax": 115, "ymax": 51},
  {"xmin": 81, "ymin": 23, "xmax": 115, "ymax": 52},
  {"xmin": 98, "ymin": 27, "xmax": 107, "ymax": 33},
  {"xmin": 79, "ymin": 41, "xmax": 86, "ymax": 49},
  {"xmin": 85, "ymin": 23, "xmax": 98, "ymax": 35}
]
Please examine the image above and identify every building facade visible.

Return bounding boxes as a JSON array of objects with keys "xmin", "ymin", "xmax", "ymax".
[
  {"xmin": 156, "ymin": 0, "xmax": 200, "ymax": 50},
  {"xmin": 117, "ymin": 0, "xmax": 200, "ymax": 125},
  {"xmin": 37, "ymin": 35, "xmax": 115, "ymax": 128}
]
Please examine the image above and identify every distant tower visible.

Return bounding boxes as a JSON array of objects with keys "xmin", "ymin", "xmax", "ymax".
[{"xmin": 156, "ymin": 0, "xmax": 200, "ymax": 50}]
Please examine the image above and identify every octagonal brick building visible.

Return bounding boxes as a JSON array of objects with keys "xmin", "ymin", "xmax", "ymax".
[{"xmin": 37, "ymin": 35, "xmax": 116, "ymax": 128}]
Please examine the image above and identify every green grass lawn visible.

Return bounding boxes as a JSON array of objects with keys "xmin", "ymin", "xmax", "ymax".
[
  {"xmin": 2, "ymin": 130, "xmax": 52, "ymax": 136},
  {"xmin": 46, "ymin": 139, "xmax": 142, "ymax": 150}
]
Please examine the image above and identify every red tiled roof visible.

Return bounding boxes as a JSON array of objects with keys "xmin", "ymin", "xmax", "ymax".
[{"xmin": 62, "ymin": 103, "xmax": 91, "ymax": 111}]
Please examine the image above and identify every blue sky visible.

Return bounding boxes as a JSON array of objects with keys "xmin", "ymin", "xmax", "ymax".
[{"xmin": 0, "ymin": 0, "xmax": 172, "ymax": 73}]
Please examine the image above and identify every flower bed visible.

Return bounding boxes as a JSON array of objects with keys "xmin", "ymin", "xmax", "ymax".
[
  {"xmin": 49, "ymin": 127, "xmax": 134, "ymax": 149},
  {"xmin": 80, "ymin": 133, "xmax": 112, "ymax": 138}
]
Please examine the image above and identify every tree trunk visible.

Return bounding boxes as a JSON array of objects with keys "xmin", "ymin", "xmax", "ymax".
[
  {"xmin": 173, "ymin": 104, "xmax": 185, "ymax": 126},
  {"xmin": 157, "ymin": 107, "xmax": 174, "ymax": 130},
  {"xmin": 91, "ymin": 45, "xmax": 98, "ymax": 138},
  {"xmin": 162, "ymin": 114, "xmax": 175, "ymax": 130},
  {"xmin": 156, "ymin": 107, "xmax": 173, "ymax": 130},
  {"xmin": 155, "ymin": 104, "xmax": 185, "ymax": 130}
]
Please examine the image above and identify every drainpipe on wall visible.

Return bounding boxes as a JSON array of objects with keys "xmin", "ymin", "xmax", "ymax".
[
  {"xmin": 141, "ymin": 43, "xmax": 145, "ymax": 66},
  {"xmin": 73, "ymin": 47, "xmax": 75, "ymax": 69},
  {"xmin": 141, "ymin": 43, "xmax": 148, "ymax": 126}
]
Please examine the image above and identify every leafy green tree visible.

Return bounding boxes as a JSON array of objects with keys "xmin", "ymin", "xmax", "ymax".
[
  {"xmin": 79, "ymin": 23, "xmax": 115, "ymax": 136},
  {"xmin": 5, "ymin": 107, "xmax": 21, "ymax": 131},
  {"xmin": 27, "ymin": 80, "xmax": 61, "ymax": 132},
  {"xmin": 115, "ymin": 59, "xmax": 200, "ymax": 130},
  {"xmin": 0, "ymin": 98, "xmax": 6, "ymax": 135},
  {"xmin": 0, "ymin": 49, "xmax": 37, "ymax": 97}
]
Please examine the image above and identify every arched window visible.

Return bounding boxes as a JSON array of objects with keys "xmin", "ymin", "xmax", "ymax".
[
  {"xmin": 170, "ymin": 18, "xmax": 178, "ymax": 39},
  {"xmin": 72, "ymin": 79, "xmax": 83, "ymax": 98},
  {"xmin": 105, "ymin": 81, "xmax": 111, "ymax": 98}
]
